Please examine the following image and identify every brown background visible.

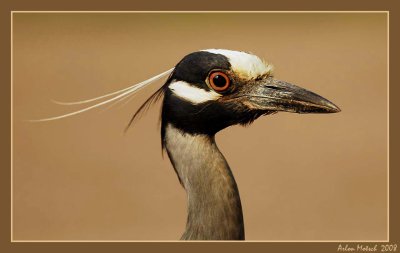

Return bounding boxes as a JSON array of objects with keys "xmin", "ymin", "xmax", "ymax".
[{"xmin": 12, "ymin": 13, "xmax": 387, "ymax": 241}]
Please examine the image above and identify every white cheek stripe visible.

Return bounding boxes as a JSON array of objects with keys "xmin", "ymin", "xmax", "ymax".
[{"xmin": 169, "ymin": 81, "xmax": 221, "ymax": 104}]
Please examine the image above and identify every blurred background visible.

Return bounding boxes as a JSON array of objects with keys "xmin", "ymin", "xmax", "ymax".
[{"xmin": 12, "ymin": 13, "xmax": 387, "ymax": 240}]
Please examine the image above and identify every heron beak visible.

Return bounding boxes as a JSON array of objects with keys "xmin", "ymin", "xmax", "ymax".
[{"xmin": 245, "ymin": 77, "xmax": 341, "ymax": 114}]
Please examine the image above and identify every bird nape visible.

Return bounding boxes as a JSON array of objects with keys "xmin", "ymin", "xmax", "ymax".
[{"xmin": 33, "ymin": 49, "xmax": 340, "ymax": 241}]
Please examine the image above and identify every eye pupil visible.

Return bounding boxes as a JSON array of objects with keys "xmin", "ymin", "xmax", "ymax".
[{"xmin": 213, "ymin": 75, "xmax": 227, "ymax": 87}]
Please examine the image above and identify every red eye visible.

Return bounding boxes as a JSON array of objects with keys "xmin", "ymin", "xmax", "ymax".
[{"xmin": 209, "ymin": 71, "xmax": 231, "ymax": 92}]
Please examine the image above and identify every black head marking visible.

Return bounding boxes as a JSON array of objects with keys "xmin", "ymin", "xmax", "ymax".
[
  {"xmin": 161, "ymin": 89, "xmax": 265, "ymax": 139},
  {"xmin": 172, "ymin": 51, "xmax": 231, "ymax": 88},
  {"xmin": 160, "ymin": 51, "xmax": 261, "ymax": 141}
]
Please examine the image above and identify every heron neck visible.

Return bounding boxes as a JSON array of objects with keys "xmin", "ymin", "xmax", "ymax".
[{"xmin": 164, "ymin": 124, "xmax": 244, "ymax": 240}]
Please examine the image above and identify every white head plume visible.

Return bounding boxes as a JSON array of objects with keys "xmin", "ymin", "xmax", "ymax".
[{"xmin": 29, "ymin": 68, "xmax": 174, "ymax": 122}]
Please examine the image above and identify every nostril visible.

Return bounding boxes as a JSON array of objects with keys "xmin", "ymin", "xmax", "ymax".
[{"xmin": 265, "ymin": 85, "xmax": 284, "ymax": 91}]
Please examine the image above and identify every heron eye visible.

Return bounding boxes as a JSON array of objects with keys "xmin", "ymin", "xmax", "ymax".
[{"xmin": 209, "ymin": 71, "xmax": 230, "ymax": 92}]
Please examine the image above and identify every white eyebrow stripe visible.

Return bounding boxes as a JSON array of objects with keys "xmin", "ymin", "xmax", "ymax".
[
  {"xmin": 202, "ymin": 49, "xmax": 273, "ymax": 79},
  {"xmin": 169, "ymin": 81, "xmax": 221, "ymax": 104}
]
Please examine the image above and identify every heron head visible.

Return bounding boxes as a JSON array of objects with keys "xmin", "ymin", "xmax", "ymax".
[{"xmin": 159, "ymin": 49, "xmax": 340, "ymax": 136}]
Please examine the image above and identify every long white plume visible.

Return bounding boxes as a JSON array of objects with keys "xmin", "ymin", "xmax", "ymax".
[{"xmin": 29, "ymin": 68, "xmax": 174, "ymax": 122}]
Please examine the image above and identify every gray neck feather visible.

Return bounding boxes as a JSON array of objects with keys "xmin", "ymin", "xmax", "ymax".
[{"xmin": 164, "ymin": 124, "xmax": 244, "ymax": 240}]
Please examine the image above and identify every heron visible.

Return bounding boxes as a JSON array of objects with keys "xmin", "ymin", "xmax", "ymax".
[{"xmin": 34, "ymin": 49, "xmax": 340, "ymax": 240}]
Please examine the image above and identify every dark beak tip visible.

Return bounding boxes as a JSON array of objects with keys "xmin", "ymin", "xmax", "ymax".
[
  {"xmin": 332, "ymin": 106, "xmax": 341, "ymax": 113},
  {"xmin": 325, "ymin": 100, "xmax": 342, "ymax": 113},
  {"xmin": 324, "ymin": 101, "xmax": 341, "ymax": 113}
]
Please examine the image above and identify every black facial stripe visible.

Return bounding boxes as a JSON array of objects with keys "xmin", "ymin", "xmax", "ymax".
[
  {"xmin": 171, "ymin": 51, "xmax": 231, "ymax": 90},
  {"xmin": 161, "ymin": 89, "xmax": 262, "ymax": 137}
]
